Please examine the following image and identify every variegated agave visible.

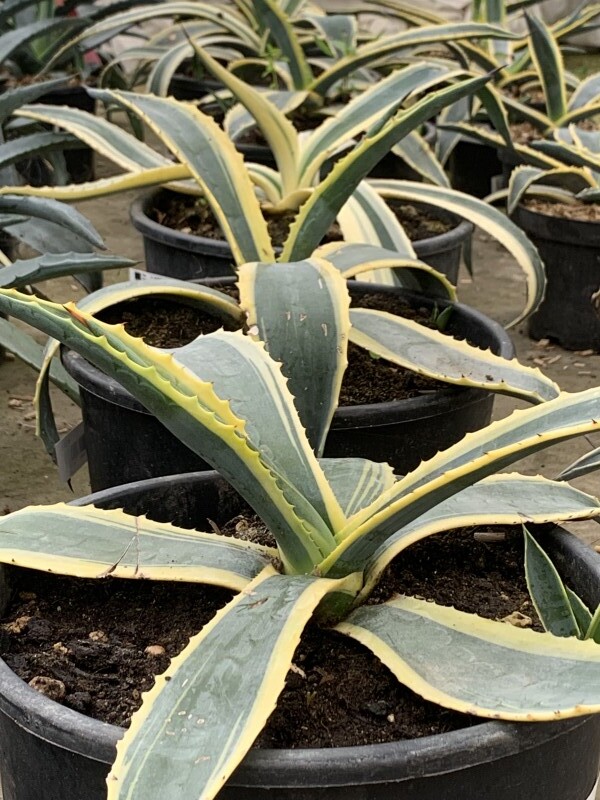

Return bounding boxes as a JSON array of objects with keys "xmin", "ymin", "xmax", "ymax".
[
  {"xmin": 0, "ymin": 256, "xmax": 600, "ymax": 800},
  {"xmin": 437, "ymin": 12, "xmax": 600, "ymax": 168},
  {"xmin": 4, "ymin": 58, "xmax": 545, "ymax": 323}
]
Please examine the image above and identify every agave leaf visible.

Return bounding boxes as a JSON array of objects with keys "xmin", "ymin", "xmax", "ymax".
[
  {"xmin": 107, "ymin": 566, "xmax": 359, "ymax": 800},
  {"xmin": 558, "ymin": 445, "xmax": 600, "ymax": 481},
  {"xmin": 391, "ymin": 130, "xmax": 450, "ymax": 188},
  {"xmin": 0, "ymin": 131, "xmax": 80, "ymax": 172},
  {"xmin": 309, "ymin": 23, "xmax": 517, "ymax": 97},
  {"xmin": 507, "ymin": 165, "xmax": 594, "ymax": 216},
  {"xmin": 566, "ymin": 587, "xmax": 594, "ymax": 637},
  {"xmin": 524, "ymin": 527, "xmax": 580, "ymax": 637},
  {"xmin": 252, "ymin": 0, "xmax": 313, "ymax": 89},
  {"xmin": 283, "ymin": 72, "xmax": 494, "ymax": 261},
  {"xmin": 224, "ymin": 90, "xmax": 308, "ymax": 143},
  {"xmin": 0, "ymin": 17, "xmax": 82, "ymax": 65},
  {"xmin": 328, "ymin": 386, "xmax": 600, "ymax": 570},
  {"xmin": 335, "ymin": 180, "xmax": 415, "ymax": 284},
  {"xmin": 303, "ymin": 12, "xmax": 357, "ymax": 58},
  {"xmin": 18, "ymin": 103, "xmax": 169, "ymax": 172},
  {"xmin": 320, "ymin": 458, "xmax": 397, "ymax": 518},
  {"xmin": 435, "ymin": 97, "xmax": 471, "ymax": 166},
  {"xmin": 586, "ymin": 605, "xmax": 600, "ymax": 644},
  {"xmin": 0, "ymin": 316, "xmax": 78, "ymax": 402},
  {"xmin": 0, "ymin": 290, "xmax": 336, "ymax": 573},
  {"xmin": 369, "ymin": 179, "xmax": 546, "ymax": 327},
  {"xmin": 349, "ymin": 474, "xmax": 600, "ymax": 593},
  {"xmin": 90, "ymin": 90, "xmax": 274, "ymax": 265},
  {"xmin": 239, "ymin": 258, "xmax": 349, "ymax": 458},
  {"xmin": 0, "ymin": 253, "xmax": 135, "ymax": 289},
  {"xmin": 299, "ymin": 64, "xmax": 451, "ymax": 184},
  {"xmin": 349, "ymin": 307, "xmax": 560, "ymax": 403},
  {"xmin": 0, "ymin": 196, "xmax": 104, "ymax": 249},
  {"xmin": 184, "ymin": 45, "xmax": 301, "ymax": 195},
  {"xmin": 525, "ymin": 14, "xmax": 567, "ymax": 123},
  {"xmin": 0, "ymin": 503, "xmax": 274, "ymax": 589},
  {"xmin": 337, "ymin": 595, "xmax": 600, "ymax": 720},
  {"xmin": 247, "ymin": 162, "xmax": 284, "ymax": 205},
  {"xmin": 568, "ymin": 73, "xmax": 600, "ymax": 112},
  {"xmin": 531, "ymin": 139, "xmax": 600, "ymax": 172},
  {"xmin": 314, "ymin": 241, "xmax": 455, "ymax": 298}
]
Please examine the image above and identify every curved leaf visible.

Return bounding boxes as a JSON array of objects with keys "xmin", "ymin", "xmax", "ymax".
[
  {"xmin": 320, "ymin": 457, "xmax": 397, "ymax": 518},
  {"xmin": 252, "ymin": 0, "xmax": 312, "ymax": 89},
  {"xmin": 349, "ymin": 307, "xmax": 560, "ymax": 403},
  {"xmin": 0, "ymin": 503, "xmax": 274, "ymax": 589},
  {"xmin": 0, "ymin": 252, "xmax": 135, "ymax": 289},
  {"xmin": 558, "ymin": 445, "xmax": 600, "ymax": 482},
  {"xmin": 338, "ymin": 595, "xmax": 600, "ymax": 720},
  {"xmin": 526, "ymin": 13, "xmax": 567, "ymax": 123},
  {"xmin": 369, "ymin": 179, "xmax": 546, "ymax": 327},
  {"xmin": 391, "ymin": 130, "xmax": 449, "ymax": 188},
  {"xmin": 0, "ymin": 195, "xmax": 104, "ymax": 249},
  {"xmin": 239, "ymin": 258, "xmax": 349, "ymax": 457}
]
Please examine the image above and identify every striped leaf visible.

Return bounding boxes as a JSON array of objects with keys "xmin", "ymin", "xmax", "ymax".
[
  {"xmin": 0, "ymin": 17, "xmax": 82, "ymax": 65},
  {"xmin": 558, "ymin": 445, "xmax": 600, "ymax": 481},
  {"xmin": 524, "ymin": 527, "xmax": 580, "ymax": 638},
  {"xmin": 391, "ymin": 131, "xmax": 450, "ymax": 188},
  {"xmin": 90, "ymin": 90, "xmax": 273, "ymax": 265},
  {"xmin": 0, "ymin": 290, "xmax": 336, "ymax": 573},
  {"xmin": 337, "ymin": 595, "xmax": 600, "ymax": 720},
  {"xmin": 349, "ymin": 307, "xmax": 560, "ymax": 403},
  {"xmin": 320, "ymin": 458, "xmax": 397, "ymax": 518},
  {"xmin": 0, "ymin": 77, "xmax": 69, "ymax": 125},
  {"xmin": 18, "ymin": 104, "xmax": 169, "ymax": 172},
  {"xmin": 0, "ymin": 195, "xmax": 103, "ymax": 248},
  {"xmin": 107, "ymin": 567, "xmax": 359, "ymax": 800},
  {"xmin": 0, "ymin": 131, "xmax": 79, "ymax": 171},
  {"xmin": 309, "ymin": 23, "xmax": 518, "ymax": 97},
  {"xmin": 299, "ymin": 64, "xmax": 452, "ymax": 184},
  {"xmin": 252, "ymin": 0, "xmax": 312, "ymax": 89},
  {"xmin": 525, "ymin": 13, "xmax": 567, "ymax": 123},
  {"xmin": 568, "ymin": 73, "xmax": 600, "ymax": 112},
  {"xmin": 238, "ymin": 258, "xmax": 349, "ymax": 456},
  {"xmin": 369, "ymin": 179, "xmax": 546, "ymax": 327},
  {"xmin": 224, "ymin": 89, "xmax": 308, "ymax": 143},
  {"xmin": 0, "ymin": 253, "xmax": 135, "ymax": 289},
  {"xmin": 353, "ymin": 474, "xmax": 600, "ymax": 594},
  {"xmin": 0, "ymin": 316, "xmax": 78, "ymax": 402},
  {"xmin": 184, "ymin": 45, "xmax": 301, "ymax": 195},
  {"xmin": 323, "ymin": 386, "xmax": 600, "ymax": 573},
  {"xmin": 282, "ymin": 72, "xmax": 494, "ymax": 261},
  {"xmin": 314, "ymin": 241, "xmax": 456, "ymax": 298},
  {"xmin": 0, "ymin": 503, "xmax": 273, "ymax": 590},
  {"xmin": 507, "ymin": 165, "xmax": 594, "ymax": 216}
]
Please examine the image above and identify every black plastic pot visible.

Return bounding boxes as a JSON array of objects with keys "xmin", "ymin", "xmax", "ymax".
[
  {"xmin": 448, "ymin": 134, "xmax": 503, "ymax": 198},
  {"xmin": 35, "ymin": 84, "xmax": 95, "ymax": 184},
  {"xmin": 0, "ymin": 471, "xmax": 599, "ymax": 800},
  {"xmin": 60, "ymin": 282, "xmax": 513, "ymax": 491},
  {"xmin": 512, "ymin": 204, "xmax": 600, "ymax": 350},
  {"xmin": 130, "ymin": 188, "xmax": 472, "ymax": 283}
]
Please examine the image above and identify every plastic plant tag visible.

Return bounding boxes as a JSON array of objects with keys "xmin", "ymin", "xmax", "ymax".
[
  {"xmin": 54, "ymin": 421, "xmax": 87, "ymax": 483},
  {"xmin": 128, "ymin": 268, "xmax": 167, "ymax": 282}
]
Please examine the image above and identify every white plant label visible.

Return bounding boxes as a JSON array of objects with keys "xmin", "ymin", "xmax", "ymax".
[
  {"xmin": 586, "ymin": 777, "xmax": 599, "ymax": 800},
  {"xmin": 55, "ymin": 422, "xmax": 87, "ymax": 483},
  {"xmin": 128, "ymin": 267, "xmax": 167, "ymax": 282}
]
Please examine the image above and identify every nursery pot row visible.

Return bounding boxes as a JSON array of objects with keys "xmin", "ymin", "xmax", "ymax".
[
  {"xmin": 60, "ymin": 281, "xmax": 513, "ymax": 491},
  {"xmin": 129, "ymin": 188, "xmax": 473, "ymax": 285},
  {"xmin": 0, "ymin": 470, "xmax": 598, "ymax": 799}
]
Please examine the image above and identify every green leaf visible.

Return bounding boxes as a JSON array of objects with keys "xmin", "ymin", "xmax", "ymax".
[
  {"xmin": 558, "ymin": 445, "xmax": 600, "ymax": 481},
  {"xmin": 507, "ymin": 165, "xmax": 593, "ymax": 216},
  {"xmin": 283, "ymin": 72, "xmax": 495, "ymax": 261},
  {"xmin": 0, "ymin": 131, "xmax": 80, "ymax": 172},
  {"xmin": 0, "ymin": 503, "xmax": 274, "ymax": 589},
  {"xmin": 320, "ymin": 457, "xmax": 396, "ymax": 518},
  {"xmin": 0, "ymin": 195, "xmax": 104, "ymax": 249},
  {"xmin": 238, "ymin": 258, "xmax": 350, "ymax": 458},
  {"xmin": 568, "ymin": 73, "xmax": 600, "ymax": 112},
  {"xmin": 526, "ymin": 13, "xmax": 567, "ymax": 123},
  {"xmin": 337, "ymin": 595, "xmax": 600, "ymax": 720},
  {"xmin": 107, "ymin": 567, "xmax": 357, "ymax": 800},
  {"xmin": 0, "ymin": 17, "xmax": 82, "ymax": 66},
  {"xmin": 391, "ymin": 130, "xmax": 450, "ymax": 187},
  {"xmin": 0, "ymin": 77, "xmax": 68, "ymax": 125},
  {"xmin": 349, "ymin": 307, "xmax": 560, "ymax": 403},
  {"xmin": 90, "ymin": 90, "xmax": 274, "ymax": 265},
  {"xmin": 0, "ymin": 252, "xmax": 135, "ymax": 289},
  {"xmin": 369, "ymin": 179, "xmax": 547, "ymax": 327},
  {"xmin": 524, "ymin": 527, "xmax": 580, "ymax": 637},
  {"xmin": 0, "ymin": 290, "xmax": 335, "ymax": 573},
  {"xmin": 334, "ymin": 473, "xmax": 600, "ymax": 581},
  {"xmin": 252, "ymin": 0, "xmax": 312, "ymax": 89}
]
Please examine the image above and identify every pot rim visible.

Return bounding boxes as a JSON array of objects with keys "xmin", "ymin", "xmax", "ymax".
[
  {"xmin": 0, "ymin": 469, "xmax": 593, "ymax": 786},
  {"xmin": 60, "ymin": 281, "xmax": 514, "ymax": 426},
  {"xmin": 130, "ymin": 188, "xmax": 473, "ymax": 258}
]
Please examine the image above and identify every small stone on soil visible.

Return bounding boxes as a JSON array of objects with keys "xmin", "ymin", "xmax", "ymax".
[{"xmin": 28, "ymin": 676, "xmax": 65, "ymax": 702}]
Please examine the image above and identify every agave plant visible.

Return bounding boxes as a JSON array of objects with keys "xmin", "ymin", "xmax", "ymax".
[
  {"xmin": 3, "ymin": 59, "xmax": 545, "ymax": 321},
  {"xmin": 0, "ymin": 258, "xmax": 600, "ymax": 800},
  {"xmin": 437, "ymin": 12, "xmax": 600, "ymax": 167}
]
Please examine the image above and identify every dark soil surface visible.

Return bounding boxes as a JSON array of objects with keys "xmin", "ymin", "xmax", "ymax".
[
  {"xmin": 1, "ymin": 525, "xmax": 539, "ymax": 746},
  {"xmin": 523, "ymin": 196, "xmax": 600, "ymax": 223},
  {"xmin": 149, "ymin": 192, "xmax": 454, "ymax": 247},
  {"xmin": 96, "ymin": 291, "xmax": 450, "ymax": 405}
]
